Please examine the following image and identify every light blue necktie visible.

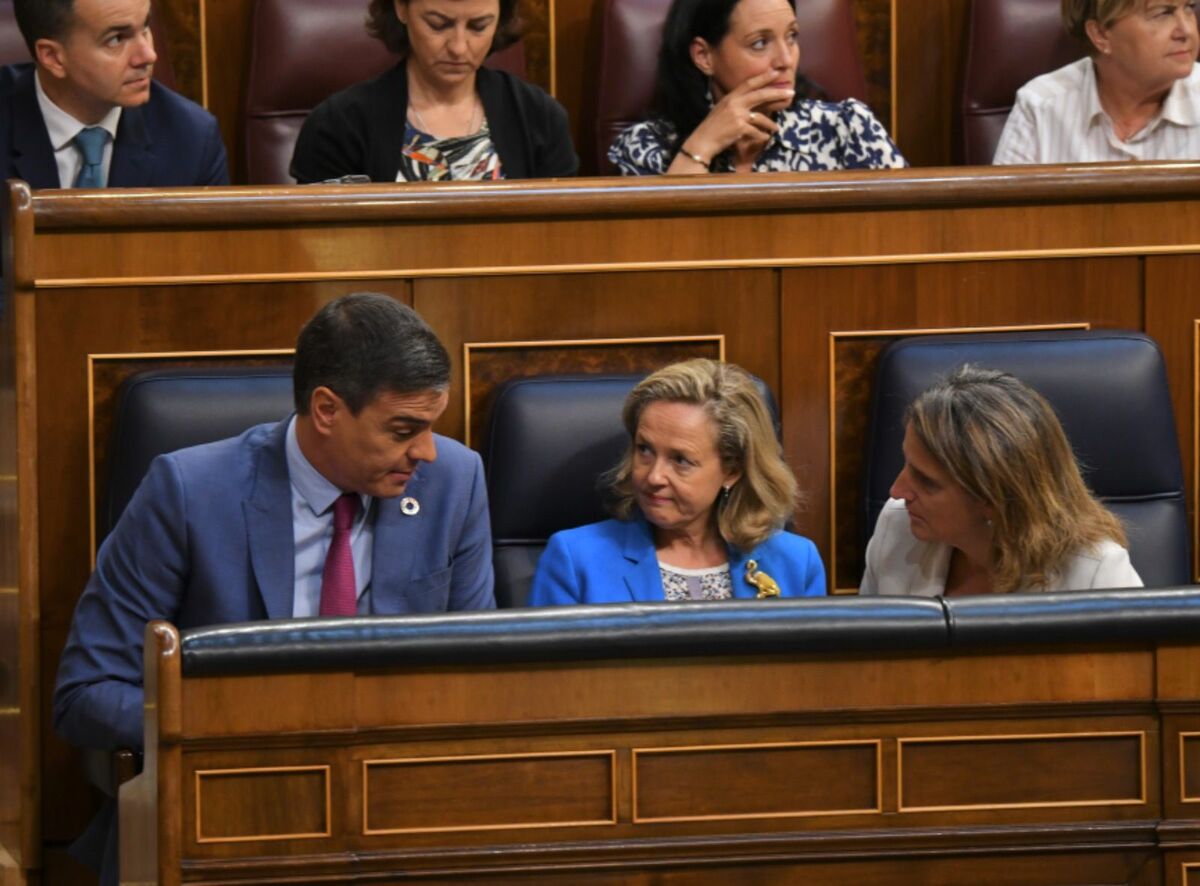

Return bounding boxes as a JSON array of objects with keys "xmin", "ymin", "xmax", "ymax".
[{"xmin": 73, "ymin": 126, "xmax": 108, "ymax": 188}]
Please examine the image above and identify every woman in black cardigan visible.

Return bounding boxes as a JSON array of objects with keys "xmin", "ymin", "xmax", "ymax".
[{"xmin": 291, "ymin": 0, "xmax": 578, "ymax": 182}]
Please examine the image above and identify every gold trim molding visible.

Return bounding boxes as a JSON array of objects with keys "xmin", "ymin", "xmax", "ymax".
[
  {"xmin": 361, "ymin": 750, "xmax": 618, "ymax": 835},
  {"xmin": 194, "ymin": 765, "xmax": 331, "ymax": 844},
  {"xmin": 33, "ymin": 242, "xmax": 1200, "ymax": 290},
  {"xmin": 631, "ymin": 739, "xmax": 882, "ymax": 824},
  {"xmin": 897, "ymin": 730, "xmax": 1146, "ymax": 813}
]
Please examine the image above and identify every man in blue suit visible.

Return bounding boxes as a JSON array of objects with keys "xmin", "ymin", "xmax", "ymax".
[
  {"xmin": 54, "ymin": 293, "xmax": 494, "ymax": 883},
  {"xmin": 1, "ymin": 0, "xmax": 228, "ymax": 189}
]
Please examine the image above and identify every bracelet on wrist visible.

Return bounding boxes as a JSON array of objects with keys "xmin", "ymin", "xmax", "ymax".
[{"xmin": 679, "ymin": 147, "xmax": 710, "ymax": 170}]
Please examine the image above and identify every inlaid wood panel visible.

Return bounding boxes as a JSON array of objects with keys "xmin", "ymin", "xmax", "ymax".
[
  {"xmin": 193, "ymin": 766, "xmax": 330, "ymax": 843},
  {"xmin": 1145, "ymin": 256, "xmax": 1200, "ymax": 582},
  {"xmin": 414, "ymin": 271, "xmax": 778, "ymax": 445},
  {"xmin": 899, "ymin": 732, "xmax": 1146, "ymax": 812},
  {"xmin": 1181, "ymin": 733, "xmax": 1200, "ymax": 802},
  {"xmin": 781, "ymin": 257, "xmax": 1142, "ymax": 583},
  {"xmin": 463, "ymin": 335, "xmax": 723, "ymax": 447},
  {"xmin": 891, "ymin": 0, "xmax": 968, "ymax": 167},
  {"xmin": 632, "ymin": 741, "xmax": 880, "ymax": 822},
  {"xmin": 363, "ymin": 752, "xmax": 616, "ymax": 833}
]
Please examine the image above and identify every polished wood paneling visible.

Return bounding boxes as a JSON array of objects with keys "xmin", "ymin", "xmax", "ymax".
[
  {"xmin": 854, "ymin": 0, "xmax": 892, "ymax": 131},
  {"xmin": 464, "ymin": 336, "xmax": 722, "ymax": 447},
  {"xmin": 193, "ymin": 766, "xmax": 330, "ymax": 842},
  {"xmin": 117, "ymin": 619, "xmax": 1190, "ymax": 883},
  {"xmin": 415, "ymin": 271, "xmax": 777, "ymax": 444},
  {"xmin": 199, "ymin": 0, "xmax": 253, "ymax": 182},
  {"xmin": 158, "ymin": 0, "xmax": 204, "ymax": 104},
  {"xmin": 891, "ymin": 0, "xmax": 968, "ymax": 167},
  {"xmin": 1182, "ymin": 733, "xmax": 1200, "ymax": 801},
  {"xmin": 364, "ymin": 752, "xmax": 615, "ymax": 833},
  {"xmin": 899, "ymin": 732, "xmax": 1146, "ymax": 812},
  {"xmin": 1145, "ymin": 255, "xmax": 1200, "ymax": 581},
  {"xmin": 632, "ymin": 741, "xmax": 879, "ymax": 821}
]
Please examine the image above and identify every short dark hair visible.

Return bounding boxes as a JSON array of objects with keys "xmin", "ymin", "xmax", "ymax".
[
  {"xmin": 14, "ymin": 0, "xmax": 76, "ymax": 55},
  {"xmin": 365, "ymin": 0, "xmax": 521, "ymax": 58},
  {"xmin": 293, "ymin": 293, "xmax": 450, "ymax": 415},
  {"xmin": 652, "ymin": 0, "xmax": 822, "ymax": 157}
]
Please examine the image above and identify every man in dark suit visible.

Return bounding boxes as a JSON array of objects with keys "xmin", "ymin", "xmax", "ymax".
[
  {"xmin": 1, "ymin": 0, "xmax": 228, "ymax": 189},
  {"xmin": 54, "ymin": 293, "xmax": 495, "ymax": 883}
]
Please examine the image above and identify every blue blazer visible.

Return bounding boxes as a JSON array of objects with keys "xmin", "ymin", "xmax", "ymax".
[
  {"xmin": 0, "ymin": 63, "xmax": 229, "ymax": 188},
  {"xmin": 528, "ymin": 517, "xmax": 827, "ymax": 605},
  {"xmin": 53, "ymin": 420, "xmax": 494, "ymax": 752}
]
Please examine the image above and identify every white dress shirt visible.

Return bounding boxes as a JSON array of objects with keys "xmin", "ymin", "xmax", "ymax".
[
  {"xmin": 993, "ymin": 57, "xmax": 1200, "ymax": 165},
  {"xmin": 34, "ymin": 70, "xmax": 122, "ymax": 188},
  {"xmin": 285, "ymin": 416, "xmax": 375, "ymax": 617},
  {"xmin": 859, "ymin": 498, "xmax": 1143, "ymax": 596}
]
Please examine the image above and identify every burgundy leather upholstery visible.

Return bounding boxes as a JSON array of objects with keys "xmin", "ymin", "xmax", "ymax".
[
  {"xmin": 960, "ymin": 0, "xmax": 1083, "ymax": 165},
  {"xmin": 594, "ymin": 0, "xmax": 868, "ymax": 173},
  {"xmin": 243, "ymin": 0, "xmax": 525, "ymax": 184},
  {"xmin": 0, "ymin": 0, "xmax": 175, "ymax": 88}
]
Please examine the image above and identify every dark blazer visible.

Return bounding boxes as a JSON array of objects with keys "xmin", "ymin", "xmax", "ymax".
[
  {"xmin": 54, "ymin": 420, "xmax": 495, "ymax": 754},
  {"xmin": 291, "ymin": 63, "xmax": 578, "ymax": 182},
  {"xmin": 0, "ymin": 62, "xmax": 229, "ymax": 188},
  {"xmin": 528, "ymin": 517, "xmax": 827, "ymax": 605}
]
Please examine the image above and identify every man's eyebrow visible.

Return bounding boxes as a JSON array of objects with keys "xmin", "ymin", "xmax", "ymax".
[{"xmin": 386, "ymin": 415, "xmax": 433, "ymax": 426}]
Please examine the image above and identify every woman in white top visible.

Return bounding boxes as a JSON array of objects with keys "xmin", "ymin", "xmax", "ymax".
[
  {"xmin": 994, "ymin": 0, "xmax": 1200, "ymax": 165},
  {"xmin": 860, "ymin": 366, "xmax": 1142, "ymax": 597}
]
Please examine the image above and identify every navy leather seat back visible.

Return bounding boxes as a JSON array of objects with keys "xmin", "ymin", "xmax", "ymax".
[
  {"xmin": 482, "ymin": 372, "xmax": 780, "ymax": 608},
  {"xmin": 102, "ymin": 367, "xmax": 294, "ymax": 545},
  {"xmin": 863, "ymin": 330, "xmax": 1189, "ymax": 588}
]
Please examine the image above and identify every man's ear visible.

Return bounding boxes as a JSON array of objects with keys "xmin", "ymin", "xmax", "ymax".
[
  {"xmin": 690, "ymin": 36, "xmax": 714, "ymax": 76},
  {"xmin": 308, "ymin": 386, "xmax": 343, "ymax": 435},
  {"xmin": 35, "ymin": 38, "xmax": 69, "ymax": 79}
]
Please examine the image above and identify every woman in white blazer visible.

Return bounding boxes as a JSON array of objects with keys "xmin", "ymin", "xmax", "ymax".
[{"xmin": 860, "ymin": 366, "xmax": 1142, "ymax": 597}]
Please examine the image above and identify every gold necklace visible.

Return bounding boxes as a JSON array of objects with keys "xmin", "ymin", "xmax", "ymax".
[{"xmin": 409, "ymin": 94, "xmax": 480, "ymax": 138}]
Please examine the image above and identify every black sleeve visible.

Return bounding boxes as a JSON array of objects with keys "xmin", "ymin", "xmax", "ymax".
[
  {"xmin": 533, "ymin": 93, "xmax": 579, "ymax": 178},
  {"xmin": 290, "ymin": 95, "xmax": 368, "ymax": 184}
]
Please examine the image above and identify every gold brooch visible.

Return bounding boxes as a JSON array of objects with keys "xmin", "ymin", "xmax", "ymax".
[{"xmin": 745, "ymin": 559, "xmax": 781, "ymax": 599}]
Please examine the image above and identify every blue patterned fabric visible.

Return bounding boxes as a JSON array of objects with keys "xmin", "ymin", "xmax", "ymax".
[{"xmin": 609, "ymin": 96, "xmax": 906, "ymax": 175}]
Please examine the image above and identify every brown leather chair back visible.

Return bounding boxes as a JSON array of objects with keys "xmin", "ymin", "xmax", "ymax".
[
  {"xmin": 594, "ymin": 0, "xmax": 868, "ymax": 173},
  {"xmin": 0, "ymin": 0, "xmax": 175, "ymax": 88},
  {"xmin": 960, "ymin": 0, "xmax": 1083, "ymax": 165},
  {"xmin": 243, "ymin": 0, "xmax": 525, "ymax": 184}
]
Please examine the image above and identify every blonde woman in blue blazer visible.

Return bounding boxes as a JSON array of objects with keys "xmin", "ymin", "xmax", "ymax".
[{"xmin": 529, "ymin": 360, "xmax": 825, "ymax": 605}]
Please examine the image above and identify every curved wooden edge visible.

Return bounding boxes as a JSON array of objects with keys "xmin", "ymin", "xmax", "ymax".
[
  {"xmin": 146, "ymin": 620, "xmax": 182, "ymax": 741},
  {"xmin": 21, "ymin": 162, "xmax": 1200, "ymax": 229}
]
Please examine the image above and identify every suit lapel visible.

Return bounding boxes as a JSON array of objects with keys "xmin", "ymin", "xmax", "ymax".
[
  {"xmin": 620, "ymin": 518, "xmax": 665, "ymax": 602},
  {"xmin": 244, "ymin": 422, "xmax": 296, "ymax": 619},
  {"xmin": 728, "ymin": 545, "xmax": 757, "ymax": 599},
  {"xmin": 368, "ymin": 472, "xmax": 422, "ymax": 610},
  {"xmin": 108, "ymin": 103, "xmax": 153, "ymax": 187},
  {"xmin": 10, "ymin": 70, "xmax": 60, "ymax": 188}
]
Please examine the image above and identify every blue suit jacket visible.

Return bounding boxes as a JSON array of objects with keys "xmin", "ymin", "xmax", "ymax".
[
  {"xmin": 0, "ymin": 63, "xmax": 228, "ymax": 188},
  {"xmin": 53, "ymin": 420, "xmax": 494, "ymax": 752},
  {"xmin": 528, "ymin": 517, "xmax": 827, "ymax": 605}
]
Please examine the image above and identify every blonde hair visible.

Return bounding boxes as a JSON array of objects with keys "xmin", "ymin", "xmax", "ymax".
[
  {"xmin": 606, "ymin": 359, "xmax": 798, "ymax": 550},
  {"xmin": 907, "ymin": 365, "xmax": 1127, "ymax": 594},
  {"xmin": 1062, "ymin": 0, "xmax": 1140, "ymax": 49}
]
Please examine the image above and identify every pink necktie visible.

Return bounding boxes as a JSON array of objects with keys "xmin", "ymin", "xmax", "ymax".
[{"xmin": 319, "ymin": 493, "xmax": 359, "ymax": 617}]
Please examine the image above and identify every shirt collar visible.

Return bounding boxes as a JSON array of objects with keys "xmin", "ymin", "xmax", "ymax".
[
  {"xmin": 285, "ymin": 416, "xmax": 371, "ymax": 518},
  {"xmin": 34, "ymin": 69, "xmax": 122, "ymax": 151},
  {"xmin": 1084, "ymin": 56, "xmax": 1200, "ymax": 131},
  {"xmin": 1161, "ymin": 64, "xmax": 1200, "ymax": 127}
]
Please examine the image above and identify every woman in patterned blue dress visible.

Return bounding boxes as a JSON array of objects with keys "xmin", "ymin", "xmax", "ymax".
[
  {"xmin": 528, "ymin": 360, "xmax": 826, "ymax": 606},
  {"xmin": 609, "ymin": 0, "xmax": 905, "ymax": 175}
]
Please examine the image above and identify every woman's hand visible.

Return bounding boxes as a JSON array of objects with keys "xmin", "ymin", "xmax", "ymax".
[{"xmin": 667, "ymin": 70, "xmax": 795, "ymax": 174}]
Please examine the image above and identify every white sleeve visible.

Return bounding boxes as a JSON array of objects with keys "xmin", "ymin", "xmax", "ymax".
[{"xmin": 992, "ymin": 93, "xmax": 1039, "ymax": 165}]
